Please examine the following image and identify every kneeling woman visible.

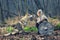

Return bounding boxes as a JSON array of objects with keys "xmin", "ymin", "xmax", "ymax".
[{"xmin": 36, "ymin": 9, "xmax": 54, "ymax": 35}]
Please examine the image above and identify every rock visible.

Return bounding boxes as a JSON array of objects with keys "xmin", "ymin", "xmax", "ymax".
[
  {"xmin": 38, "ymin": 20, "xmax": 54, "ymax": 36},
  {"xmin": 14, "ymin": 23, "xmax": 23, "ymax": 31}
]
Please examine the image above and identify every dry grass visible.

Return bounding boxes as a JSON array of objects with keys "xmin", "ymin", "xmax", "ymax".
[
  {"xmin": 5, "ymin": 15, "xmax": 36, "ymax": 27},
  {"xmin": 48, "ymin": 17, "xmax": 60, "ymax": 26},
  {"xmin": 26, "ymin": 20, "xmax": 36, "ymax": 27},
  {"xmin": 5, "ymin": 15, "xmax": 60, "ymax": 27},
  {"xmin": 5, "ymin": 14, "xmax": 29, "ymax": 26},
  {"xmin": 0, "ymin": 27, "xmax": 8, "ymax": 35},
  {"xmin": 5, "ymin": 16, "xmax": 20, "ymax": 25}
]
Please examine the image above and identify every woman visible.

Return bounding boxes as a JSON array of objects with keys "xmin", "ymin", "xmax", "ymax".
[
  {"xmin": 36, "ymin": 9, "xmax": 54, "ymax": 35},
  {"xmin": 36, "ymin": 9, "xmax": 48, "ymax": 30},
  {"xmin": 36, "ymin": 9, "xmax": 48, "ymax": 23}
]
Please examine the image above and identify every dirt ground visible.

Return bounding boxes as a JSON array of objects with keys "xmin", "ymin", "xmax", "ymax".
[{"xmin": 0, "ymin": 30, "xmax": 60, "ymax": 40}]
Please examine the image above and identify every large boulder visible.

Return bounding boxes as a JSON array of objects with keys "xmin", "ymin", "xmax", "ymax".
[{"xmin": 38, "ymin": 21, "xmax": 54, "ymax": 36}]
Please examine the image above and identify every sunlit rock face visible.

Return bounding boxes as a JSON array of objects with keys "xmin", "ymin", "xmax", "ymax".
[{"xmin": 0, "ymin": 0, "xmax": 60, "ymax": 23}]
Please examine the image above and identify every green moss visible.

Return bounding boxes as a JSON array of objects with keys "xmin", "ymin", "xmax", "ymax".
[
  {"xmin": 23, "ymin": 26, "xmax": 38, "ymax": 32},
  {"xmin": 55, "ymin": 23, "xmax": 60, "ymax": 30},
  {"xmin": 6, "ymin": 26, "xmax": 14, "ymax": 33},
  {"xmin": 23, "ymin": 26, "xmax": 31, "ymax": 32},
  {"xmin": 31, "ymin": 27, "xmax": 38, "ymax": 32}
]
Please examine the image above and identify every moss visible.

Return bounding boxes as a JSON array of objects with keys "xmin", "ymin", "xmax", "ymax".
[
  {"xmin": 23, "ymin": 26, "xmax": 38, "ymax": 32},
  {"xmin": 31, "ymin": 27, "xmax": 38, "ymax": 32},
  {"xmin": 54, "ymin": 23, "xmax": 60, "ymax": 30},
  {"xmin": 23, "ymin": 26, "xmax": 31, "ymax": 32},
  {"xmin": 6, "ymin": 26, "xmax": 14, "ymax": 33}
]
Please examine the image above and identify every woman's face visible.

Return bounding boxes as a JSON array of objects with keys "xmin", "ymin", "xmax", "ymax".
[{"xmin": 37, "ymin": 12, "xmax": 41, "ymax": 17}]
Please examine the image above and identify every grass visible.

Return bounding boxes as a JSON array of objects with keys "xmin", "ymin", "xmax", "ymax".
[
  {"xmin": 0, "ymin": 26, "xmax": 16, "ymax": 35},
  {"xmin": 55, "ymin": 23, "xmax": 60, "ymax": 30},
  {"xmin": 48, "ymin": 17, "xmax": 60, "ymax": 26},
  {"xmin": 23, "ymin": 26, "xmax": 38, "ymax": 32},
  {"xmin": 6, "ymin": 26, "xmax": 14, "ymax": 33},
  {"xmin": 30, "ymin": 26, "xmax": 38, "ymax": 32},
  {"xmin": 4, "ymin": 15, "xmax": 60, "ymax": 32},
  {"xmin": 23, "ymin": 26, "xmax": 31, "ymax": 32},
  {"xmin": 5, "ymin": 16, "xmax": 20, "ymax": 25}
]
